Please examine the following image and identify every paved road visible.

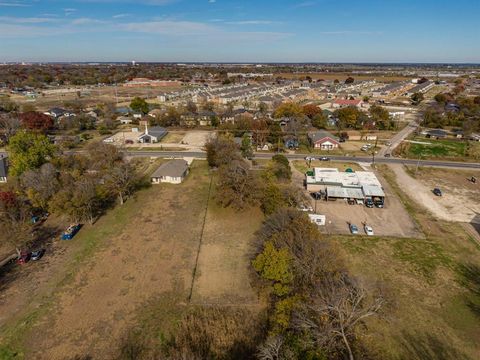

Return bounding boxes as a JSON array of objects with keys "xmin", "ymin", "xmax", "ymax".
[
  {"xmin": 124, "ymin": 150, "xmax": 480, "ymax": 169},
  {"xmin": 378, "ymin": 111, "xmax": 421, "ymax": 157},
  {"xmin": 2, "ymin": 150, "xmax": 479, "ymax": 170}
]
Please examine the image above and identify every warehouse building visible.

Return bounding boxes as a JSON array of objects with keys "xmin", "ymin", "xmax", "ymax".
[{"xmin": 305, "ymin": 168, "xmax": 385, "ymax": 201}]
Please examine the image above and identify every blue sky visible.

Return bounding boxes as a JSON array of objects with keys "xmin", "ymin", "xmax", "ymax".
[{"xmin": 0, "ymin": 0, "xmax": 479, "ymax": 62}]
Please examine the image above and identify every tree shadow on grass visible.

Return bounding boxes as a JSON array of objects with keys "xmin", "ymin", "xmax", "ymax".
[{"xmin": 400, "ymin": 331, "xmax": 469, "ymax": 360}]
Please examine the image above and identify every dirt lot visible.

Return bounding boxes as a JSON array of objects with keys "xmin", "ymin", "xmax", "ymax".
[
  {"xmin": 390, "ymin": 165, "xmax": 480, "ymax": 223},
  {"xmin": 7, "ymin": 84, "xmax": 182, "ymax": 111},
  {"xmin": 191, "ymin": 201, "xmax": 263, "ymax": 305},
  {"xmin": 105, "ymin": 129, "xmax": 212, "ymax": 150},
  {"xmin": 0, "ymin": 161, "xmax": 263, "ymax": 359}
]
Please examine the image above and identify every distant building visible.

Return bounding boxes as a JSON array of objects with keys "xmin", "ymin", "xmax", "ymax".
[
  {"xmin": 151, "ymin": 159, "xmax": 189, "ymax": 184},
  {"xmin": 331, "ymin": 99, "xmax": 363, "ymax": 109},
  {"xmin": 308, "ymin": 131, "xmax": 340, "ymax": 150},
  {"xmin": 138, "ymin": 125, "xmax": 168, "ymax": 143},
  {"xmin": 124, "ymin": 78, "xmax": 182, "ymax": 87}
]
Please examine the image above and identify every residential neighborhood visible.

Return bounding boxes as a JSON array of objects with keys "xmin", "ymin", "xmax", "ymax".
[{"xmin": 0, "ymin": 1, "xmax": 479, "ymax": 359}]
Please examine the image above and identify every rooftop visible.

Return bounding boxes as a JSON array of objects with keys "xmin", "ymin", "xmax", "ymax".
[{"xmin": 151, "ymin": 159, "xmax": 189, "ymax": 178}]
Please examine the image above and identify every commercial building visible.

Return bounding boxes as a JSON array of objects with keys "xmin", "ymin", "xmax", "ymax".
[{"xmin": 306, "ymin": 168, "xmax": 385, "ymax": 202}]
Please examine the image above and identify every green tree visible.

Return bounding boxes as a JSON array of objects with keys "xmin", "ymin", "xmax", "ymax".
[
  {"xmin": 411, "ymin": 92, "xmax": 424, "ymax": 105},
  {"xmin": 130, "ymin": 97, "xmax": 149, "ymax": 114},
  {"xmin": 253, "ymin": 240, "xmax": 294, "ymax": 296},
  {"xmin": 311, "ymin": 113, "xmax": 328, "ymax": 129},
  {"xmin": 334, "ymin": 107, "xmax": 364, "ymax": 129},
  {"xmin": 240, "ymin": 134, "xmax": 253, "ymax": 159},
  {"xmin": 274, "ymin": 102, "xmax": 303, "ymax": 119},
  {"xmin": 7, "ymin": 131, "xmax": 56, "ymax": 176},
  {"xmin": 369, "ymin": 104, "xmax": 391, "ymax": 130}
]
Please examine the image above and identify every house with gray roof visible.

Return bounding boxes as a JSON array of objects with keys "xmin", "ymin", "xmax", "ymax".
[
  {"xmin": 138, "ymin": 125, "xmax": 168, "ymax": 143},
  {"xmin": 151, "ymin": 159, "xmax": 189, "ymax": 184},
  {"xmin": 0, "ymin": 155, "xmax": 8, "ymax": 183}
]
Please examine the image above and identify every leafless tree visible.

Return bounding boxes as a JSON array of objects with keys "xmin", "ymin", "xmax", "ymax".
[
  {"xmin": 216, "ymin": 159, "xmax": 259, "ymax": 210},
  {"xmin": 0, "ymin": 112, "xmax": 21, "ymax": 142},
  {"xmin": 104, "ymin": 161, "xmax": 139, "ymax": 205},
  {"xmin": 21, "ymin": 162, "xmax": 59, "ymax": 209},
  {"xmin": 256, "ymin": 336, "xmax": 285, "ymax": 360},
  {"xmin": 293, "ymin": 276, "xmax": 383, "ymax": 360},
  {"xmin": 0, "ymin": 193, "xmax": 32, "ymax": 255}
]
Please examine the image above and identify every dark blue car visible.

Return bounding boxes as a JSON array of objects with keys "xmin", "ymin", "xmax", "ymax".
[{"xmin": 61, "ymin": 224, "xmax": 81, "ymax": 240}]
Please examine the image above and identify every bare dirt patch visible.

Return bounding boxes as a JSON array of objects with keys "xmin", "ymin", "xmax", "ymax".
[
  {"xmin": 390, "ymin": 165, "xmax": 480, "ymax": 223},
  {"xmin": 21, "ymin": 162, "xmax": 211, "ymax": 359},
  {"xmin": 191, "ymin": 203, "xmax": 263, "ymax": 305}
]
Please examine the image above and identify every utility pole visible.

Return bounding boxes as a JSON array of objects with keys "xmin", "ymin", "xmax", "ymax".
[
  {"xmin": 415, "ymin": 152, "xmax": 422, "ymax": 175},
  {"xmin": 372, "ymin": 137, "xmax": 378, "ymax": 165}
]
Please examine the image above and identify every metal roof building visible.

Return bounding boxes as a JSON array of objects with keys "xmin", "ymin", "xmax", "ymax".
[{"xmin": 306, "ymin": 168, "xmax": 385, "ymax": 200}]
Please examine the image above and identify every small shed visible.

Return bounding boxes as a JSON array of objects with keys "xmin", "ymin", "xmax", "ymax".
[
  {"xmin": 151, "ymin": 159, "xmax": 189, "ymax": 184},
  {"xmin": 308, "ymin": 214, "xmax": 326, "ymax": 226}
]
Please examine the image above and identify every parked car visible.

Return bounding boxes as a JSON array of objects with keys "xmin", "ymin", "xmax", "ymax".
[
  {"xmin": 433, "ymin": 188, "xmax": 442, "ymax": 196},
  {"xmin": 311, "ymin": 192, "xmax": 322, "ymax": 200},
  {"xmin": 374, "ymin": 198, "xmax": 384, "ymax": 208},
  {"xmin": 364, "ymin": 225, "xmax": 374, "ymax": 236},
  {"xmin": 17, "ymin": 251, "xmax": 31, "ymax": 264},
  {"xmin": 305, "ymin": 156, "xmax": 315, "ymax": 161},
  {"xmin": 298, "ymin": 204, "xmax": 314, "ymax": 212},
  {"xmin": 61, "ymin": 224, "xmax": 81, "ymax": 240},
  {"xmin": 347, "ymin": 198, "xmax": 355, "ymax": 205},
  {"xmin": 384, "ymin": 153, "xmax": 391, "ymax": 158},
  {"xmin": 349, "ymin": 224, "xmax": 359, "ymax": 234},
  {"xmin": 319, "ymin": 157, "xmax": 330, "ymax": 161},
  {"xmin": 125, "ymin": 139, "xmax": 134, "ymax": 144},
  {"xmin": 365, "ymin": 198, "xmax": 374, "ymax": 208},
  {"xmin": 31, "ymin": 249, "xmax": 45, "ymax": 261}
]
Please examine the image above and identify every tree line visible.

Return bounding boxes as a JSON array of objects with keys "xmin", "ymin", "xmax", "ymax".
[{"xmin": 0, "ymin": 131, "xmax": 144, "ymax": 256}]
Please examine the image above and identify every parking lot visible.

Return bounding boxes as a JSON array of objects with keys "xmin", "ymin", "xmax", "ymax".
[{"xmin": 306, "ymin": 173, "xmax": 422, "ymax": 238}]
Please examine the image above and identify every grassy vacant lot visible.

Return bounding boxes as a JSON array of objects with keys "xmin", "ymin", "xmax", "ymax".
[
  {"xmin": 0, "ymin": 161, "xmax": 263, "ymax": 359},
  {"xmin": 332, "ymin": 165, "xmax": 480, "ymax": 359},
  {"xmin": 398, "ymin": 136, "xmax": 480, "ymax": 160}
]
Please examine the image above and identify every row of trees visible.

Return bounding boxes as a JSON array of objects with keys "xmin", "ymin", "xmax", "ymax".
[
  {"xmin": 424, "ymin": 94, "xmax": 480, "ymax": 133},
  {"xmin": 0, "ymin": 132, "xmax": 144, "ymax": 255},
  {"xmin": 205, "ymin": 135, "xmax": 305, "ymax": 214},
  {"xmin": 253, "ymin": 209, "xmax": 384, "ymax": 359}
]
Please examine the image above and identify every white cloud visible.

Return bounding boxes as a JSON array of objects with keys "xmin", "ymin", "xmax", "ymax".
[
  {"xmin": 71, "ymin": 18, "xmax": 108, "ymax": 25},
  {"xmin": 0, "ymin": 1, "xmax": 29, "ymax": 7},
  {"xmin": 225, "ymin": 20, "xmax": 279, "ymax": 25},
  {"xmin": 112, "ymin": 13, "xmax": 130, "ymax": 19},
  {"xmin": 319, "ymin": 30, "xmax": 383, "ymax": 35},
  {"xmin": 123, "ymin": 20, "xmax": 217, "ymax": 35},
  {"xmin": 0, "ymin": 16, "xmax": 57, "ymax": 24}
]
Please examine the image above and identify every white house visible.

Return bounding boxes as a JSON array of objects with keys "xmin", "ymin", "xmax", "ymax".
[
  {"xmin": 151, "ymin": 159, "xmax": 189, "ymax": 184},
  {"xmin": 138, "ymin": 125, "xmax": 167, "ymax": 143}
]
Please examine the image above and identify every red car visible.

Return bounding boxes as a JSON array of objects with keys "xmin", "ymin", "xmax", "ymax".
[{"xmin": 17, "ymin": 251, "xmax": 31, "ymax": 264}]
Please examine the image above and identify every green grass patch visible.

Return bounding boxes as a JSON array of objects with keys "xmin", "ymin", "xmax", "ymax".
[
  {"xmin": 404, "ymin": 137, "xmax": 469, "ymax": 159},
  {"xmin": 391, "ymin": 238, "xmax": 452, "ymax": 281}
]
